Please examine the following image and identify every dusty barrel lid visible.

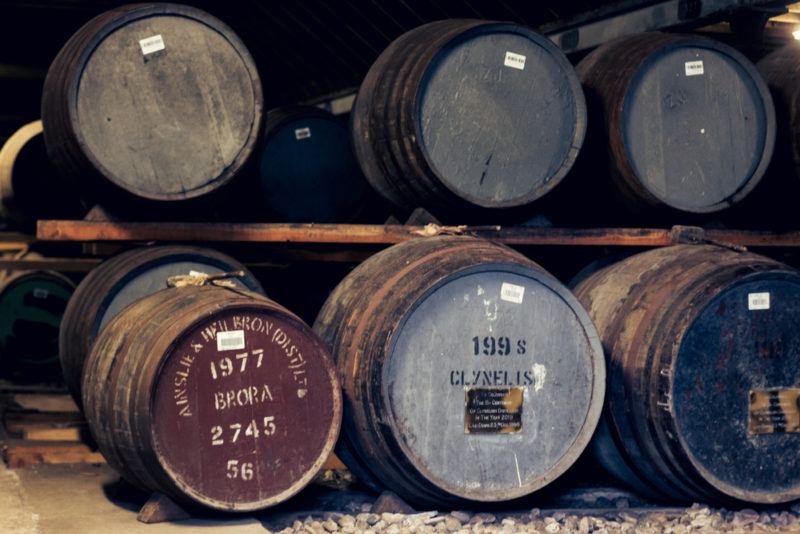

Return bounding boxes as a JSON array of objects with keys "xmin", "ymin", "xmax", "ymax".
[
  {"xmin": 314, "ymin": 236, "xmax": 605, "ymax": 505},
  {"xmin": 41, "ymin": 3, "xmax": 263, "ymax": 207},
  {"xmin": 256, "ymin": 107, "xmax": 369, "ymax": 223},
  {"xmin": 351, "ymin": 20, "xmax": 586, "ymax": 215},
  {"xmin": 59, "ymin": 245, "xmax": 264, "ymax": 406},
  {"xmin": 574, "ymin": 245, "xmax": 800, "ymax": 504},
  {"xmin": 577, "ymin": 32, "xmax": 775, "ymax": 214},
  {"xmin": 83, "ymin": 286, "xmax": 341, "ymax": 511},
  {"xmin": 0, "ymin": 270, "xmax": 74, "ymax": 380}
]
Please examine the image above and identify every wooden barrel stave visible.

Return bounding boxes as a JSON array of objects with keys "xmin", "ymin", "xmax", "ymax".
[
  {"xmin": 83, "ymin": 286, "xmax": 341, "ymax": 511},
  {"xmin": 59, "ymin": 245, "xmax": 264, "ymax": 406},
  {"xmin": 42, "ymin": 3, "xmax": 262, "ymax": 210},
  {"xmin": 574, "ymin": 245, "xmax": 800, "ymax": 504},
  {"xmin": 315, "ymin": 236, "xmax": 605, "ymax": 505}
]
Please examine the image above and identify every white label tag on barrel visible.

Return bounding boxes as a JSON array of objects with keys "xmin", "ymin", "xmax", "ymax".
[
  {"xmin": 748, "ymin": 292, "xmax": 770, "ymax": 310},
  {"xmin": 32, "ymin": 288, "xmax": 49, "ymax": 299},
  {"xmin": 500, "ymin": 282, "xmax": 525, "ymax": 304},
  {"xmin": 294, "ymin": 127, "xmax": 311, "ymax": 140},
  {"xmin": 139, "ymin": 34, "xmax": 165, "ymax": 56},
  {"xmin": 216, "ymin": 330, "xmax": 245, "ymax": 352},
  {"xmin": 504, "ymin": 51, "xmax": 526, "ymax": 70},
  {"xmin": 685, "ymin": 60, "xmax": 704, "ymax": 76}
]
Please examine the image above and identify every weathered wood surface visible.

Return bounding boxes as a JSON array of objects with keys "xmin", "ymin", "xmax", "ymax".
[
  {"xmin": 83, "ymin": 286, "xmax": 341, "ymax": 511},
  {"xmin": 351, "ymin": 20, "xmax": 586, "ymax": 216},
  {"xmin": 59, "ymin": 245, "xmax": 263, "ymax": 406},
  {"xmin": 314, "ymin": 236, "xmax": 605, "ymax": 506},
  {"xmin": 35, "ymin": 220, "xmax": 800, "ymax": 247},
  {"xmin": 255, "ymin": 107, "xmax": 369, "ymax": 223},
  {"xmin": 574, "ymin": 245, "xmax": 800, "ymax": 504},
  {"xmin": 41, "ymin": 3, "xmax": 262, "ymax": 209},
  {"xmin": 576, "ymin": 32, "xmax": 774, "ymax": 216},
  {"xmin": 3, "ymin": 440, "xmax": 105, "ymax": 468}
]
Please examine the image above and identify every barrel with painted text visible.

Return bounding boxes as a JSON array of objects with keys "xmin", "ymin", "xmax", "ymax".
[
  {"xmin": 0, "ymin": 265, "xmax": 74, "ymax": 382},
  {"xmin": 573, "ymin": 245, "xmax": 800, "ymax": 504},
  {"xmin": 574, "ymin": 32, "xmax": 774, "ymax": 218},
  {"xmin": 254, "ymin": 107, "xmax": 370, "ymax": 223},
  {"xmin": 41, "ymin": 3, "xmax": 262, "ymax": 212},
  {"xmin": 59, "ymin": 245, "xmax": 263, "ymax": 406},
  {"xmin": 0, "ymin": 120, "xmax": 84, "ymax": 226},
  {"xmin": 351, "ymin": 20, "xmax": 586, "ymax": 219},
  {"xmin": 314, "ymin": 236, "xmax": 605, "ymax": 506},
  {"xmin": 82, "ymin": 285, "xmax": 341, "ymax": 511}
]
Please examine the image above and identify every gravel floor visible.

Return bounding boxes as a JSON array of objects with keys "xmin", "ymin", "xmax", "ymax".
[{"xmin": 265, "ymin": 504, "xmax": 800, "ymax": 533}]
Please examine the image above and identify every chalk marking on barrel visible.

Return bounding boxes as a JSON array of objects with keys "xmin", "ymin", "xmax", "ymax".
[
  {"xmin": 532, "ymin": 364, "xmax": 547, "ymax": 392},
  {"xmin": 513, "ymin": 452, "xmax": 522, "ymax": 487}
]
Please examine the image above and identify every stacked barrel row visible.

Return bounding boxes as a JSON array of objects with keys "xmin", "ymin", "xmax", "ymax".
[
  {"xmin": 39, "ymin": 235, "xmax": 800, "ymax": 511},
  {"xmin": 2, "ymin": 3, "xmax": 800, "ymax": 227}
]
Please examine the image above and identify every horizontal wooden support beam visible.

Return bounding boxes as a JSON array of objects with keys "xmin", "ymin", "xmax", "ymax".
[
  {"xmin": 34, "ymin": 220, "xmax": 800, "ymax": 248},
  {"xmin": 0, "ymin": 258, "xmax": 101, "ymax": 272}
]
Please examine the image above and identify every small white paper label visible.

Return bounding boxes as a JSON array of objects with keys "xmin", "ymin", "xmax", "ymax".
[
  {"xmin": 685, "ymin": 60, "xmax": 704, "ymax": 76},
  {"xmin": 504, "ymin": 51, "xmax": 526, "ymax": 70},
  {"xmin": 295, "ymin": 127, "xmax": 311, "ymax": 140},
  {"xmin": 217, "ymin": 330, "xmax": 245, "ymax": 352},
  {"xmin": 748, "ymin": 292, "xmax": 770, "ymax": 310},
  {"xmin": 32, "ymin": 288, "xmax": 49, "ymax": 299},
  {"xmin": 139, "ymin": 34, "xmax": 165, "ymax": 56},
  {"xmin": 501, "ymin": 283, "xmax": 525, "ymax": 304}
]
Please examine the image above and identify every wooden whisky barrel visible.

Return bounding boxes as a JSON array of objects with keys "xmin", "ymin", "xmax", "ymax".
[
  {"xmin": 573, "ymin": 245, "xmax": 800, "ymax": 504},
  {"xmin": 82, "ymin": 285, "xmax": 341, "ymax": 511},
  {"xmin": 0, "ymin": 267, "xmax": 74, "ymax": 382},
  {"xmin": 41, "ymin": 3, "xmax": 263, "ymax": 210},
  {"xmin": 59, "ymin": 246, "xmax": 263, "ymax": 406},
  {"xmin": 351, "ymin": 20, "xmax": 586, "ymax": 217},
  {"xmin": 313, "ymin": 236, "xmax": 605, "ymax": 506},
  {"xmin": 576, "ymin": 32, "xmax": 774, "ymax": 215},
  {"xmin": 0, "ymin": 120, "xmax": 84, "ymax": 225},
  {"xmin": 255, "ymin": 107, "xmax": 369, "ymax": 223}
]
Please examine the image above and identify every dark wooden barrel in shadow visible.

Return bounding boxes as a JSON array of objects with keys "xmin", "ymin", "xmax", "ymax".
[
  {"xmin": 41, "ymin": 3, "xmax": 263, "ymax": 212},
  {"xmin": 574, "ymin": 32, "xmax": 774, "ymax": 219},
  {"xmin": 313, "ymin": 236, "xmax": 605, "ymax": 506},
  {"xmin": 573, "ymin": 245, "xmax": 800, "ymax": 505},
  {"xmin": 0, "ymin": 120, "xmax": 85, "ymax": 227},
  {"xmin": 253, "ymin": 107, "xmax": 371, "ymax": 223},
  {"xmin": 82, "ymin": 285, "xmax": 341, "ymax": 511},
  {"xmin": 59, "ymin": 245, "xmax": 263, "ymax": 406},
  {"xmin": 350, "ymin": 20, "xmax": 586, "ymax": 220},
  {"xmin": 0, "ymin": 267, "xmax": 74, "ymax": 382}
]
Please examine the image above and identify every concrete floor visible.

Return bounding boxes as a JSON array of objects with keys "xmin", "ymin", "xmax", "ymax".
[{"xmin": 0, "ymin": 462, "xmax": 268, "ymax": 533}]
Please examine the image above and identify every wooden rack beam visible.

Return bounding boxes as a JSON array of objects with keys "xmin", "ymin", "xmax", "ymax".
[{"xmin": 34, "ymin": 220, "xmax": 800, "ymax": 248}]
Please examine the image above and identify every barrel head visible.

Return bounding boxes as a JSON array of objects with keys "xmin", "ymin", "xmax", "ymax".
[
  {"xmin": 384, "ymin": 266, "xmax": 603, "ymax": 501},
  {"xmin": 73, "ymin": 12, "xmax": 259, "ymax": 200},
  {"xmin": 258, "ymin": 114, "xmax": 366, "ymax": 223},
  {"xmin": 150, "ymin": 307, "xmax": 339, "ymax": 510},
  {"xmin": 419, "ymin": 27, "xmax": 584, "ymax": 208},
  {"xmin": 0, "ymin": 273, "xmax": 73, "ymax": 377},
  {"xmin": 623, "ymin": 44, "xmax": 770, "ymax": 212},
  {"xmin": 673, "ymin": 273, "xmax": 800, "ymax": 502}
]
